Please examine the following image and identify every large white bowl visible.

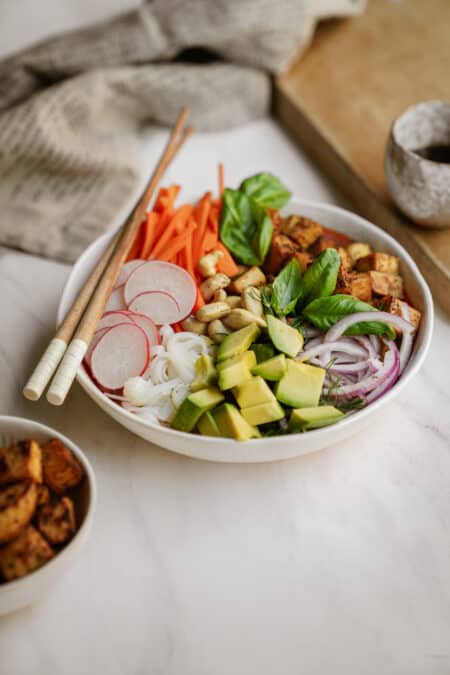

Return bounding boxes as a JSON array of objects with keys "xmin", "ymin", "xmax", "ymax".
[
  {"xmin": 58, "ymin": 199, "xmax": 433, "ymax": 463},
  {"xmin": 0, "ymin": 416, "xmax": 96, "ymax": 615}
]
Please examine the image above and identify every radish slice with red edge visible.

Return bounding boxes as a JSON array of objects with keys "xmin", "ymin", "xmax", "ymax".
[
  {"xmin": 124, "ymin": 261, "xmax": 196, "ymax": 323},
  {"xmin": 84, "ymin": 327, "xmax": 109, "ymax": 369},
  {"xmin": 114, "ymin": 259, "xmax": 146, "ymax": 290},
  {"xmin": 105, "ymin": 286, "xmax": 126, "ymax": 312},
  {"xmin": 127, "ymin": 311, "xmax": 160, "ymax": 346},
  {"xmin": 97, "ymin": 310, "xmax": 136, "ymax": 332},
  {"xmin": 128, "ymin": 291, "xmax": 181, "ymax": 325},
  {"xmin": 90, "ymin": 322, "xmax": 149, "ymax": 391}
]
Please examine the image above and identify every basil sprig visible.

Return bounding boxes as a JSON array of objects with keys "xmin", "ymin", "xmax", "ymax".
[
  {"xmin": 303, "ymin": 294, "xmax": 396, "ymax": 338},
  {"xmin": 240, "ymin": 172, "xmax": 291, "ymax": 210},
  {"xmin": 271, "ymin": 258, "xmax": 303, "ymax": 316},
  {"xmin": 297, "ymin": 248, "xmax": 340, "ymax": 308}
]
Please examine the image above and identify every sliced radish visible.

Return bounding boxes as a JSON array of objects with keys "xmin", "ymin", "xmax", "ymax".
[
  {"xmin": 91, "ymin": 323, "xmax": 149, "ymax": 391},
  {"xmin": 97, "ymin": 310, "xmax": 136, "ymax": 332},
  {"xmin": 127, "ymin": 311, "xmax": 160, "ymax": 346},
  {"xmin": 114, "ymin": 259, "xmax": 146, "ymax": 290},
  {"xmin": 124, "ymin": 261, "xmax": 197, "ymax": 323},
  {"xmin": 105, "ymin": 286, "xmax": 126, "ymax": 312},
  {"xmin": 128, "ymin": 291, "xmax": 181, "ymax": 325},
  {"xmin": 84, "ymin": 327, "xmax": 110, "ymax": 369}
]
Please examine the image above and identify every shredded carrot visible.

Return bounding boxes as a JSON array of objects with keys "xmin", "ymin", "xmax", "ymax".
[
  {"xmin": 157, "ymin": 220, "xmax": 197, "ymax": 262},
  {"xmin": 126, "ymin": 220, "xmax": 146, "ymax": 260},
  {"xmin": 192, "ymin": 192, "xmax": 211, "ymax": 262},
  {"xmin": 149, "ymin": 204, "xmax": 193, "ymax": 260},
  {"xmin": 218, "ymin": 163, "xmax": 224, "ymax": 197},
  {"xmin": 140, "ymin": 212, "xmax": 160, "ymax": 259},
  {"xmin": 215, "ymin": 241, "xmax": 239, "ymax": 277}
]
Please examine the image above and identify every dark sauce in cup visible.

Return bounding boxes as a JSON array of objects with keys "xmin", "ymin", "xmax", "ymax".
[{"xmin": 413, "ymin": 144, "xmax": 450, "ymax": 163}]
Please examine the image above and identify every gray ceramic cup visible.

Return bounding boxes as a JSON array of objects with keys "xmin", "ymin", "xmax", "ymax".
[{"xmin": 385, "ymin": 100, "xmax": 450, "ymax": 228}]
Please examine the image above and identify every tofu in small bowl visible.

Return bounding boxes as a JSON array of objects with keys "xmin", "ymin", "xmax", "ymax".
[{"xmin": 0, "ymin": 416, "xmax": 96, "ymax": 615}]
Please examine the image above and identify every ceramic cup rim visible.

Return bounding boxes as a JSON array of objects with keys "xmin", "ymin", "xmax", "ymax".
[{"xmin": 390, "ymin": 99, "xmax": 450, "ymax": 168}]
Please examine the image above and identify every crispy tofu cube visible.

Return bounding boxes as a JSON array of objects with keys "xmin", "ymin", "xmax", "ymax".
[
  {"xmin": 280, "ymin": 215, "xmax": 323, "ymax": 250},
  {"xmin": 355, "ymin": 252, "xmax": 399, "ymax": 274},
  {"xmin": 311, "ymin": 237, "xmax": 338, "ymax": 255},
  {"xmin": 264, "ymin": 234, "xmax": 296, "ymax": 275},
  {"xmin": 36, "ymin": 484, "xmax": 51, "ymax": 506},
  {"xmin": 377, "ymin": 296, "xmax": 421, "ymax": 334},
  {"xmin": 347, "ymin": 242, "xmax": 371, "ymax": 262},
  {"xmin": 370, "ymin": 271, "xmax": 403, "ymax": 298},
  {"xmin": 338, "ymin": 247, "xmax": 352, "ymax": 272},
  {"xmin": 293, "ymin": 251, "xmax": 312, "ymax": 272},
  {"xmin": 349, "ymin": 272, "xmax": 372, "ymax": 302},
  {"xmin": 37, "ymin": 496, "xmax": 76, "ymax": 545},
  {"xmin": 41, "ymin": 439, "xmax": 84, "ymax": 494},
  {"xmin": 0, "ymin": 525, "xmax": 54, "ymax": 581},
  {"xmin": 0, "ymin": 481, "xmax": 38, "ymax": 544},
  {"xmin": 0, "ymin": 440, "xmax": 42, "ymax": 485}
]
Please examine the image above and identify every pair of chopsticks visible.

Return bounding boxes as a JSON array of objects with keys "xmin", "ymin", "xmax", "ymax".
[{"xmin": 23, "ymin": 107, "xmax": 193, "ymax": 406}]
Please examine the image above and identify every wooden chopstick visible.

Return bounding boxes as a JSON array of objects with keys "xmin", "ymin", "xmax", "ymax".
[{"xmin": 23, "ymin": 107, "xmax": 192, "ymax": 405}]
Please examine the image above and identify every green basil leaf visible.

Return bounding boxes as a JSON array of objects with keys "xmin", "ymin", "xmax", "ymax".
[
  {"xmin": 240, "ymin": 172, "xmax": 291, "ymax": 209},
  {"xmin": 219, "ymin": 188, "xmax": 260, "ymax": 265},
  {"xmin": 251, "ymin": 202, "xmax": 273, "ymax": 263},
  {"xmin": 302, "ymin": 294, "xmax": 396, "ymax": 338},
  {"xmin": 271, "ymin": 258, "xmax": 303, "ymax": 316},
  {"xmin": 297, "ymin": 248, "xmax": 340, "ymax": 308}
]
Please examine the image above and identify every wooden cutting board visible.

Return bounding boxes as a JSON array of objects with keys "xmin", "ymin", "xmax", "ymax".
[{"xmin": 274, "ymin": 0, "xmax": 450, "ymax": 314}]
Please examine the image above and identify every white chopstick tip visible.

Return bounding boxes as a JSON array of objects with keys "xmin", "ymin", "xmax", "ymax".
[
  {"xmin": 22, "ymin": 338, "xmax": 67, "ymax": 402},
  {"xmin": 46, "ymin": 339, "xmax": 88, "ymax": 407},
  {"xmin": 23, "ymin": 386, "xmax": 41, "ymax": 401}
]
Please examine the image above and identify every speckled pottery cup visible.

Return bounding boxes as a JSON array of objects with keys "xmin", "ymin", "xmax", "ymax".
[{"xmin": 385, "ymin": 100, "xmax": 450, "ymax": 228}]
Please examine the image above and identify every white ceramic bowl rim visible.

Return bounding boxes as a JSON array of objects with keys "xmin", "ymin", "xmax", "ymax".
[
  {"xmin": 0, "ymin": 415, "xmax": 97, "ymax": 594},
  {"xmin": 58, "ymin": 197, "xmax": 434, "ymax": 455}
]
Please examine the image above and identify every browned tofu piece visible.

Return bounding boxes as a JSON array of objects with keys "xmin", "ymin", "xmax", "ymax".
[
  {"xmin": 355, "ymin": 252, "xmax": 399, "ymax": 275},
  {"xmin": 293, "ymin": 251, "xmax": 312, "ymax": 272},
  {"xmin": 36, "ymin": 484, "xmax": 51, "ymax": 506},
  {"xmin": 0, "ymin": 481, "xmax": 37, "ymax": 544},
  {"xmin": 0, "ymin": 440, "xmax": 42, "ymax": 485},
  {"xmin": 347, "ymin": 242, "xmax": 371, "ymax": 262},
  {"xmin": 349, "ymin": 273, "xmax": 372, "ymax": 302},
  {"xmin": 280, "ymin": 215, "xmax": 323, "ymax": 250},
  {"xmin": 37, "ymin": 496, "xmax": 76, "ymax": 546},
  {"xmin": 0, "ymin": 525, "xmax": 54, "ymax": 581},
  {"xmin": 311, "ymin": 237, "xmax": 338, "ymax": 256},
  {"xmin": 377, "ymin": 296, "xmax": 422, "ymax": 334},
  {"xmin": 41, "ymin": 439, "xmax": 84, "ymax": 494},
  {"xmin": 264, "ymin": 233, "xmax": 297, "ymax": 275},
  {"xmin": 370, "ymin": 271, "xmax": 404, "ymax": 298},
  {"xmin": 338, "ymin": 247, "xmax": 352, "ymax": 272}
]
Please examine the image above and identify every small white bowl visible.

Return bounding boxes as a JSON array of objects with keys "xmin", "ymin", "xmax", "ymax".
[
  {"xmin": 58, "ymin": 198, "xmax": 433, "ymax": 463},
  {"xmin": 0, "ymin": 416, "xmax": 96, "ymax": 615}
]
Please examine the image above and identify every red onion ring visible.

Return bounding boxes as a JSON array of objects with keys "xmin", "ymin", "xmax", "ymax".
[
  {"xmin": 298, "ymin": 341, "xmax": 368, "ymax": 363},
  {"xmin": 398, "ymin": 302, "xmax": 414, "ymax": 373},
  {"xmin": 324, "ymin": 311, "xmax": 414, "ymax": 343}
]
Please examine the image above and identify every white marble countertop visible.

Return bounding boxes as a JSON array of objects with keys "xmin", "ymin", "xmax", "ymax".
[{"xmin": 1, "ymin": 119, "xmax": 449, "ymax": 675}]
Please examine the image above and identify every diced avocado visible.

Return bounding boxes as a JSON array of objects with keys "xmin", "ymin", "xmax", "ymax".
[
  {"xmin": 250, "ymin": 343, "xmax": 275, "ymax": 363},
  {"xmin": 218, "ymin": 359, "xmax": 253, "ymax": 391},
  {"xmin": 289, "ymin": 406, "xmax": 344, "ymax": 432},
  {"xmin": 251, "ymin": 354, "xmax": 287, "ymax": 381},
  {"xmin": 241, "ymin": 401, "xmax": 285, "ymax": 426},
  {"xmin": 213, "ymin": 403, "xmax": 260, "ymax": 441},
  {"xmin": 216, "ymin": 350, "xmax": 256, "ymax": 373},
  {"xmin": 197, "ymin": 410, "xmax": 221, "ymax": 436},
  {"xmin": 266, "ymin": 315, "xmax": 304, "ymax": 358},
  {"xmin": 171, "ymin": 387, "xmax": 224, "ymax": 432},
  {"xmin": 233, "ymin": 376, "xmax": 276, "ymax": 408},
  {"xmin": 275, "ymin": 360, "xmax": 325, "ymax": 408},
  {"xmin": 191, "ymin": 354, "xmax": 217, "ymax": 392},
  {"xmin": 217, "ymin": 324, "xmax": 261, "ymax": 362}
]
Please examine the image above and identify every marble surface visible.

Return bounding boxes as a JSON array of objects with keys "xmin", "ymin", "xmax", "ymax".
[{"xmin": 0, "ymin": 119, "xmax": 449, "ymax": 675}]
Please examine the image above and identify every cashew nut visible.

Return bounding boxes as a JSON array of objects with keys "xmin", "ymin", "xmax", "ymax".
[
  {"xmin": 241, "ymin": 286, "xmax": 263, "ymax": 318},
  {"xmin": 196, "ymin": 302, "xmax": 230, "ymax": 323},
  {"xmin": 224, "ymin": 295, "xmax": 242, "ymax": 309},
  {"xmin": 200, "ymin": 273, "xmax": 230, "ymax": 301},
  {"xmin": 213, "ymin": 288, "xmax": 227, "ymax": 302},
  {"xmin": 180, "ymin": 316, "xmax": 208, "ymax": 335},
  {"xmin": 223, "ymin": 308, "xmax": 267, "ymax": 330},
  {"xmin": 229, "ymin": 266, "xmax": 266, "ymax": 294},
  {"xmin": 198, "ymin": 250, "xmax": 224, "ymax": 278},
  {"xmin": 207, "ymin": 319, "xmax": 231, "ymax": 344}
]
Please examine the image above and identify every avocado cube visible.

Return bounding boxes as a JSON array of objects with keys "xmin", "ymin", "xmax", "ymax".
[
  {"xmin": 216, "ymin": 350, "xmax": 256, "ymax": 373},
  {"xmin": 171, "ymin": 387, "xmax": 224, "ymax": 432},
  {"xmin": 266, "ymin": 315, "xmax": 304, "ymax": 358},
  {"xmin": 217, "ymin": 324, "xmax": 261, "ymax": 362},
  {"xmin": 197, "ymin": 410, "xmax": 221, "ymax": 437},
  {"xmin": 289, "ymin": 406, "xmax": 344, "ymax": 431},
  {"xmin": 213, "ymin": 403, "xmax": 260, "ymax": 441},
  {"xmin": 241, "ymin": 401, "xmax": 285, "ymax": 426},
  {"xmin": 250, "ymin": 343, "xmax": 275, "ymax": 363},
  {"xmin": 191, "ymin": 354, "xmax": 217, "ymax": 392},
  {"xmin": 233, "ymin": 376, "xmax": 276, "ymax": 408},
  {"xmin": 218, "ymin": 359, "xmax": 253, "ymax": 391},
  {"xmin": 275, "ymin": 360, "xmax": 325, "ymax": 408},
  {"xmin": 251, "ymin": 354, "xmax": 287, "ymax": 381}
]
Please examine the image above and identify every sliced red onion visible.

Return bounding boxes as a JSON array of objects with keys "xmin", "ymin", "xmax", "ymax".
[
  {"xmin": 324, "ymin": 341, "xmax": 400, "ymax": 399},
  {"xmin": 398, "ymin": 302, "xmax": 414, "ymax": 373},
  {"xmin": 302, "ymin": 325, "xmax": 322, "ymax": 339},
  {"xmin": 329, "ymin": 358, "xmax": 382, "ymax": 375},
  {"xmin": 324, "ymin": 311, "xmax": 414, "ymax": 343},
  {"xmin": 366, "ymin": 342, "xmax": 401, "ymax": 403},
  {"xmin": 369, "ymin": 334, "xmax": 381, "ymax": 352},
  {"xmin": 354, "ymin": 335, "xmax": 377, "ymax": 359},
  {"xmin": 298, "ymin": 340, "xmax": 368, "ymax": 363}
]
